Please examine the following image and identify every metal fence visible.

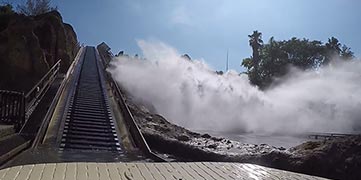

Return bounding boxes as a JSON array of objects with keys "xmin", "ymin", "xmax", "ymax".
[
  {"xmin": 24, "ymin": 60, "xmax": 61, "ymax": 114},
  {"xmin": 0, "ymin": 60, "xmax": 61, "ymax": 132},
  {"xmin": 0, "ymin": 91, "xmax": 25, "ymax": 131}
]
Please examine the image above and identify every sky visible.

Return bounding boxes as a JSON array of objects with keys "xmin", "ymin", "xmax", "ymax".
[{"xmin": 11, "ymin": 0, "xmax": 361, "ymax": 72}]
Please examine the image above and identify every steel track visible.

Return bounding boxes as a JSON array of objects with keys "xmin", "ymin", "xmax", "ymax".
[{"xmin": 60, "ymin": 47, "xmax": 121, "ymax": 152}]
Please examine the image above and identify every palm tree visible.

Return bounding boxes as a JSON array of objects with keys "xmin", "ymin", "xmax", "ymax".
[{"xmin": 248, "ymin": 31, "xmax": 263, "ymax": 72}]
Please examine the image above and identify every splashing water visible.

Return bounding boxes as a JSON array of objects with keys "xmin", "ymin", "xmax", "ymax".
[{"xmin": 108, "ymin": 40, "xmax": 361, "ymax": 135}]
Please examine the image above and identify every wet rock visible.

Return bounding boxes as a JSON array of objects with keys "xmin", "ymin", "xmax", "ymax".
[
  {"xmin": 177, "ymin": 135, "xmax": 190, "ymax": 142},
  {"xmin": 211, "ymin": 137, "xmax": 223, "ymax": 141},
  {"xmin": 0, "ymin": 10, "xmax": 79, "ymax": 91},
  {"xmin": 208, "ymin": 144, "xmax": 218, "ymax": 149},
  {"xmin": 153, "ymin": 125, "xmax": 170, "ymax": 133},
  {"xmin": 201, "ymin": 134, "xmax": 211, "ymax": 138},
  {"xmin": 189, "ymin": 131, "xmax": 200, "ymax": 137}
]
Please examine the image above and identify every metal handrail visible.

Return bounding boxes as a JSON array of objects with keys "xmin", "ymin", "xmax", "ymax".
[
  {"xmin": 32, "ymin": 48, "xmax": 84, "ymax": 147},
  {"xmin": 308, "ymin": 132, "xmax": 359, "ymax": 140},
  {"xmin": 25, "ymin": 60, "xmax": 61, "ymax": 112},
  {"xmin": 0, "ymin": 60, "xmax": 61, "ymax": 132}
]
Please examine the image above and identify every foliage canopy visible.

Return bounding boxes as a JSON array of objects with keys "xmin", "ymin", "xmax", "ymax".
[{"xmin": 242, "ymin": 31, "xmax": 354, "ymax": 88}]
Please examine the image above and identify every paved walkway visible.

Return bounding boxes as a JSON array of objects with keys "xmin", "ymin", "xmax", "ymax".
[{"xmin": 0, "ymin": 162, "xmax": 327, "ymax": 180}]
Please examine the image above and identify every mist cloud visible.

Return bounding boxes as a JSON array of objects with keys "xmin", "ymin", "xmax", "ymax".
[{"xmin": 108, "ymin": 40, "xmax": 361, "ymax": 135}]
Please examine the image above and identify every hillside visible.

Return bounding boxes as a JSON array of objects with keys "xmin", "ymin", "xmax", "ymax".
[{"xmin": 0, "ymin": 9, "xmax": 79, "ymax": 92}]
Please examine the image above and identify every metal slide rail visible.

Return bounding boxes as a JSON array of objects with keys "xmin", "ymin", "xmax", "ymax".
[
  {"xmin": 59, "ymin": 47, "xmax": 121, "ymax": 152},
  {"xmin": 96, "ymin": 46, "xmax": 166, "ymax": 162},
  {"xmin": 0, "ymin": 60, "xmax": 61, "ymax": 132}
]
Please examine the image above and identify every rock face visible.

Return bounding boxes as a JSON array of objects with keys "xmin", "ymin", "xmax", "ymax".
[
  {"xmin": 287, "ymin": 137, "xmax": 361, "ymax": 180},
  {"xmin": 121, "ymin": 90, "xmax": 361, "ymax": 180},
  {"xmin": 0, "ymin": 10, "xmax": 79, "ymax": 92}
]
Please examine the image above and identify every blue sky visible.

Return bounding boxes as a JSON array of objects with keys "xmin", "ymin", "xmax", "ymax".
[{"xmin": 11, "ymin": 0, "xmax": 361, "ymax": 71}]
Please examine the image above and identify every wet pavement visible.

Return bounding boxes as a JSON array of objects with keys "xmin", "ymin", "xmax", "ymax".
[{"xmin": 0, "ymin": 162, "xmax": 328, "ymax": 180}]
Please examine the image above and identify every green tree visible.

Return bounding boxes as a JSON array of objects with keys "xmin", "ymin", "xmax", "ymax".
[
  {"xmin": 326, "ymin": 37, "xmax": 341, "ymax": 53},
  {"xmin": 242, "ymin": 30, "xmax": 263, "ymax": 84},
  {"xmin": 325, "ymin": 37, "xmax": 354, "ymax": 62},
  {"xmin": 324, "ymin": 37, "xmax": 341, "ymax": 64},
  {"xmin": 340, "ymin": 45, "xmax": 354, "ymax": 60},
  {"xmin": 242, "ymin": 35, "xmax": 353, "ymax": 89}
]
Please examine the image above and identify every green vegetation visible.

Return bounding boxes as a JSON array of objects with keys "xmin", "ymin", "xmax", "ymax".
[{"xmin": 242, "ymin": 31, "xmax": 354, "ymax": 88}]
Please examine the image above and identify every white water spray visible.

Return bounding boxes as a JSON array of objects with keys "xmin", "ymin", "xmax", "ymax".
[{"xmin": 108, "ymin": 40, "xmax": 361, "ymax": 135}]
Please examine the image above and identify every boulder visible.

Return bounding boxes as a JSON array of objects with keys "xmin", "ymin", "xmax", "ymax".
[{"xmin": 0, "ymin": 10, "xmax": 79, "ymax": 92}]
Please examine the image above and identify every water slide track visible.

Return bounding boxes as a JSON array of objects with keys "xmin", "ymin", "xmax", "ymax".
[{"xmin": 59, "ymin": 46, "xmax": 121, "ymax": 152}]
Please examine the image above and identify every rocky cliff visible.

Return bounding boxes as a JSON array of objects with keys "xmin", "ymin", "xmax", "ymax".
[{"xmin": 0, "ymin": 10, "xmax": 79, "ymax": 92}]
